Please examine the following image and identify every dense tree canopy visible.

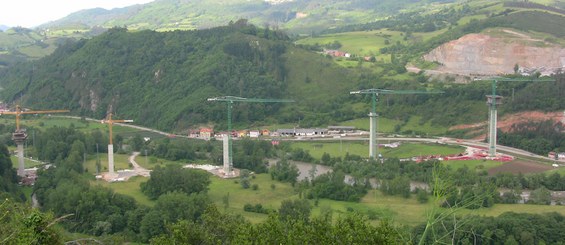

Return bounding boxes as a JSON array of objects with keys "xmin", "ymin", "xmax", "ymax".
[{"xmin": 140, "ymin": 164, "xmax": 211, "ymax": 200}]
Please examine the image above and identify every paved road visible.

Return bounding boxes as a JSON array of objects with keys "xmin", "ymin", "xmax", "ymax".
[{"xmin": 128, "ymin": 152, "xmax": 151, "ymax": 177}]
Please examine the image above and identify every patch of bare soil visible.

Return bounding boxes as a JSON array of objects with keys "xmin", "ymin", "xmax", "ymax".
[
  {"xmin": 423, "ymin": 32, "xmax": 565, "ymax": 76},
  {"xmin": 488, "ymin": 160, "xmax": 553, "ymax": 175}
]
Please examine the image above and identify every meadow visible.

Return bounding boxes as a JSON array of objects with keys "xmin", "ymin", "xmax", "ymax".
[
  {"xmin": 289, "ymin": 141, "xmax": 464, "ymax": 159},
  {"xmin": 100, "ymin": 171, "xmax": 565, "ymax": 228},
  {"xmin": 339, "ymin": 115, "xmax": 448, "ymax": 136}
]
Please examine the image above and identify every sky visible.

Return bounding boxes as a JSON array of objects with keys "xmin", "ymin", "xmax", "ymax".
[{"xmin": 0, "ymin": 0, "xmax": 155, "ymax": 28}]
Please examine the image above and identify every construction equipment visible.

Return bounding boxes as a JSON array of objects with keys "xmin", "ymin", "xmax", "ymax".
[
  {"xmin": 207, "ymin": 96, "xmax": 294, "ymax": 176},
  {"xmin": 474, "ymin": 77, "xmax": 555, "ymax": 157},
  {"xmin": 0, "ymin": 105, "xmax": 69, "ymax": 176},
  {"xmin": 101, "ymin": 113, "xmax": 133, "ymax": 176},
  {"xmin": 350, "ymin": 89, "xmax": 443, "ymax": 159}
]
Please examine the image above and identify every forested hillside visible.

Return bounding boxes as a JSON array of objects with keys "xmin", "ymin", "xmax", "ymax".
[
  {"xmin": 1, "ymin": 21, "xmax": 565, "ymax": 135},
  {"xmin": 0, "ymin": 21, "xmax": 358, "ymax": 131}
]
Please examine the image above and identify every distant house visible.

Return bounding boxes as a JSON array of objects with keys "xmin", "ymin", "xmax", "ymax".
[
  {"xmin": 249, "ymin": 130, "xmax": 260, "ymax": 138},
  {"xmin": 548, "ymin": 152, "xmax": 565, "ymax": 160},
  {"xmin": 237, "ymin": 130, "xmax": 248, "ymax": 138},
  {"xmin": 188, "ymin": 129, "xmax": 200, "ymax": 138},
  {"xmin": 324, "ymin": 49, "xmax": 351, "ymax": 58},
  {"xmin": 200, "ymin": 128, "xmax": 213, "ymax": 140},
  {"xmin": 276, "ymin": 128, "xmax": 328, "ymax": 137},
  {"xmin": 261, "ymin": 129, "xmax": 271, "ymax": 136}
]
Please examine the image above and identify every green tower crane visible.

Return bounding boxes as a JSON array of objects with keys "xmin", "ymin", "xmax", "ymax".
[
  {"xmin": 350, "ymin": 89, "xmax": 443, "ymax": 159},
  {"xmin": 475, "ymin": 76, "xmax": 555, "ymax": 157},
  {"xmin": 207, "ymin": 96, "xmax": 294, "ymax": 176}
]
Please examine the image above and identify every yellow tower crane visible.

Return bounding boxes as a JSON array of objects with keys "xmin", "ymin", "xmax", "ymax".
[
  {"xmin": 0, "ymin": 105, "xmax": 69, "ymax": 176},
  {"xmin": 100, "ymin": 113, "xmax": 133, "ymax": 177}
]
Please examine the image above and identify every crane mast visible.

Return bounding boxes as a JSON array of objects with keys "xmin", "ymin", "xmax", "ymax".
[
  {"xmin": 350, "ymin": 89, "xmax": 442, "ymax": 160},
  {"xmin": 475, "ymin": 77, "xmax": 554, "ymax": 157},
  {"xmin": 0, "ymin": 105, "xmax": 69, "ymax": 176},
  {"xmin": 207, "ymin": 96, "xmax": 293, "ymax": 177},
  {"xmin": 101, "ymin": 113, "xmax": 133, "ymax": 176}
]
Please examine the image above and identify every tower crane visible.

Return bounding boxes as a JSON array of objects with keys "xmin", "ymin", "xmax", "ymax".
[
  {"xmin": 0, "ymin": 105, "xmax": 69, "ymax": 176},
  {"xmin": 207, "ymin": 96, "xmax": 294, "ymax": 176},
  {"xmin": 474, "ymin": 76, "xmax": 554, "ymax": 157},
  {"xmin": 350, "ymin": 89, "xmax": 443, "ymax": 159},
  {"xmin": 101, "ymin": 113, "xmax": 133, "ymax": 176}
]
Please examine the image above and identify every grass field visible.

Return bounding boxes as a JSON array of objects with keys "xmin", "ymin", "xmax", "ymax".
[
  {"xmin": 339, "ymin": 117, "xmax": 400, "ymax": 132},
  {"xmin": 97, "ymin": 170, "xmax": 565, "ymax": 228},
  {"xmin": 84, "ymin": 153, "xmax": 131, "ymax": 174},
  {"xmin": 339, "ymin": 116, "xmax": 448, "ymax": 136},
  {"xmin": 443, "ymin": 159, "xmax": 505, "ymax": 171},
  {"xmin": 92, "ymin": 176, "xmax": 154, "ymax": 207},
  {"xmin": 290, "ymin": 141, "xmax": 464, "ymax": 159},
  {"xmin": 381, "ymin": 143, "xmax": 464, "ymax": 158},
  {"xmin": 295, "ymin": 29, "xmax": 407, "ymax": 59},
  {"xmin": 10, "ymin": 155, "xmax": 44, "ymax": 168}
]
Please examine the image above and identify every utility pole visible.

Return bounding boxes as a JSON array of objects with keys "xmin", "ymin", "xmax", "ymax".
[
  {"xmin": 101, "ymin": 113, "xmax": 133, "ymax": 177},
  {"xmin": 350, "ymin": 89, "xmax": 442, "ymax": 160},
  {"xmin": 0, "ymin": 105, "xmax": 69, "ymax": 176},
  {"xmin": 475, "ymin": 77, "xmax": 554, "ymax": 157},
  {"xmin": 207, "ymin": 96, "xmax": 293, "ymax": 177}
]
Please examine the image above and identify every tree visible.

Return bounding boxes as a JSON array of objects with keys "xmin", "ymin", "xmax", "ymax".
[
  {"xmin": 141, "ymin": 164, "xmax": 211, "ymax": 200},
  {"xmin": 130, "ymin": 134, "xmax": 144, "ymax": 151},
  {"xmin": 278, "ymin": 199, "xmax": 311, "ymax": 223},
  {"xmin": 270, "ymin": 158, "xmax": 299, "ymax": 184},
  {"xmin": 0, "ymin": 199, "xmax": 61, "ymax": 245},
  {"xmin": 529, "ymin": 187, "xmax": 551, "ymax": 205},
  {"xmin": 155, "ymin": 192, "xmax": 210, "ymax": 224}
]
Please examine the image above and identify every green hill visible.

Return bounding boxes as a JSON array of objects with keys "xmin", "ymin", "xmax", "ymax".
[
  {"xmin": 40, "ymin": 0, "xmax": 458, "ymax": 34},
  {"xmin": 0, "ymin": 22, "xmax": 360, "ymax": 132}
]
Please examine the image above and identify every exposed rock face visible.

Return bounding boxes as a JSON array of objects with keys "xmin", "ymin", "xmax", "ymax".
[{"xmin": 423, "ymin": 32, "xmax": 565, "ymax": 76}]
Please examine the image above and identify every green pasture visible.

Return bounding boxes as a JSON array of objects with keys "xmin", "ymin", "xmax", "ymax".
[
  {"xmin": 92, "ymin": 176, "xmax": 154, "ymax": 207},
  {"xmin": 290, "ymin": 141, "xmax": 464, "ymax": 159},
  {"xmin": 84, "ymin": 153, "xmax": 131, "ymax": 174},
  {"xmin": 94, "ymin": 169, "xmax": 565, "ymax": 228},
  {"xmin": 381, "ymin": 143, "xmax": 464, "ymax": 159},
  {"xmin": 295, "ymin": 29, "xmax": 407, "ymax": 57},
  {"xmin": 401, "ymin": 116, "xmax": 448, "ymax": 136},
  {"xmin": 546, "ymin": 166, "xmax": 565, "ymax": 175},
  {"xmin": 10, "ymin": 155, "xmax": 44, "ymax": 168},
  {"xmin": 339, "ymin": 117, "xmax": 400, "ymax": 132},
  {"xmin": 339, "ymin": 116, "xmax": 448, "ymax": 136},
  {"xmin": 443, "ymin": 159, "xmax": 504, "ymax": 171},
  {"xmin": 465, "ymin": 203, "xmax": 565, "ymax": 217},
  {"xmin": 208, "ymin": 173, "xmax": 299, "ymax": 223}
]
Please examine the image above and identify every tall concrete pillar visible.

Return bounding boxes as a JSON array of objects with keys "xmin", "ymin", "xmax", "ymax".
[
  {"xmin": 223, "ymin": 135, "xmax": 231, "ymax": 174},
  {"xmin": 369, "ymin": 112, "xmax": 378, "ymax": 159},
  {"xmin": 12, "ymin": 131, "xmax": 28, "ymax": 177},
  {"xmin": 16, "ymin": 142, "xmax": 25, "ymax": 176},
  {"xmin": 108, "ymin": 144, "xmax": 114, "ymax": 174}
]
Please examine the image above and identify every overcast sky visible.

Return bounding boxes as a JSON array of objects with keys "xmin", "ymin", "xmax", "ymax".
[{"xmin": 0, "ymin": 0, "xmax": 155, "ymax": 28}]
